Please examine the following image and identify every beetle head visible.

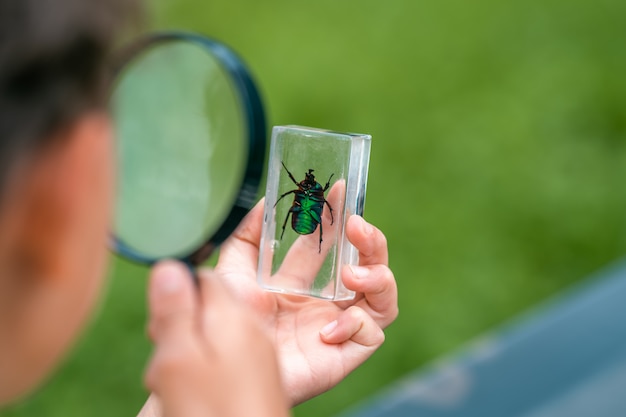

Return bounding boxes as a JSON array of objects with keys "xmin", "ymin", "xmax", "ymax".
[{"xmin": 298, "ymin": 169, "xmax": 316, "ymax": 190}]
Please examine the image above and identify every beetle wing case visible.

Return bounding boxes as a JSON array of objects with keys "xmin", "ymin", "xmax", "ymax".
[{"xmin": 257, "ymin": 125, "xmax": 371, "ymax": 301}]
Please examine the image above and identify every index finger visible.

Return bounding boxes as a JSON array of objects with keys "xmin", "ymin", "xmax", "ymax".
[{"xmin": 274, "ymin": 180, "xmax": 345, "ymax": 287}]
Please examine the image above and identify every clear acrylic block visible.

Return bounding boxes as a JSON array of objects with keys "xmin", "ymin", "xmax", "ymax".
[{"xmin": 257, "ymin": 125, "xmax": 371, "ymax": 301}]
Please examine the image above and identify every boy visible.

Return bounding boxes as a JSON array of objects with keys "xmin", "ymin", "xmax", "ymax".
[{"xmin": 0, "ymin": 0, "xmax": 398, "ymax": 415}]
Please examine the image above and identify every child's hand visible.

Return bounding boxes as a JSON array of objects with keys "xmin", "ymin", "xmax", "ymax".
[
  {"xmin": 143, "ymin": 262, "xmax": 290, "ymax": 417},
  {"xmin": 215, "ymin": 199, "xmax": 398, "ymax": 405}
]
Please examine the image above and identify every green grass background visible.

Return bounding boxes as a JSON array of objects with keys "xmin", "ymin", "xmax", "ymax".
[{"xmin": 3, "ymin": 0, "xmax": 626, "ymax": 415}]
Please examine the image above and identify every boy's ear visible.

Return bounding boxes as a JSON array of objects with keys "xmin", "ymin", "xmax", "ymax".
[
  {"xmin": 10, "ymin": 155, "xmax": 70, "ymax": 283},
  {"xmin": 3, "ymin": 114, "xmax": 111, "ymax": 285}
]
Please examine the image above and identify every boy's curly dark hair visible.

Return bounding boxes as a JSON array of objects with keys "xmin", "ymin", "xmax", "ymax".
[{"xmin": 0, "ymin": 0, "xmax": 140, "ymax": 190}]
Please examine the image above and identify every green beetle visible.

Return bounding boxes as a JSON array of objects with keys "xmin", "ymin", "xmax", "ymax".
[{"xmin": 274, "ymin": 161, "xmax": 334, "ymax": 253}]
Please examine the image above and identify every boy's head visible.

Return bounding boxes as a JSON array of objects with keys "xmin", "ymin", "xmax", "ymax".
[{"xmin": 0, "ymin": 0, "xmax": 139, "ymax": 404}]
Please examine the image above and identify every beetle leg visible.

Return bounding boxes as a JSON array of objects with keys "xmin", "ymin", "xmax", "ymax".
[
  {"xmin": 280, "ymin": 209, "xmax": 291, "ymax": 240},
  {"xmin": 322, "ymin": 173, "xmax": 335, "ymax": 228},
  {"xmin": 281, "ymin": 161, "xmax": 300, "ymax": 186},
  {"xmin": 323, "ymin": 173, "xmax": 335, "ymax": 191},
  {"xmin": 325, "ymin": 200, "xmax": 334, "ymax": 226},
  {"xmin": 274, "ymin": 189, "xmax": 296, "ymax": 208},
  {"xmin": 318, "ymin": 219, "xmax": 323, "ymax": 254}
]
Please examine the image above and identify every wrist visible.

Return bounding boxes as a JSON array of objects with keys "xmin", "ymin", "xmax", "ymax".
[{"xmin": 137, "ymin": 394, "xmax": 161, "ymax": 417}]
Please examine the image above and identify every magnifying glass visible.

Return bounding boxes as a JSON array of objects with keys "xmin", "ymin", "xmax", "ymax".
[{"xmin": 110, "ymin": 32, "xmax": 266, "ymax": 268}]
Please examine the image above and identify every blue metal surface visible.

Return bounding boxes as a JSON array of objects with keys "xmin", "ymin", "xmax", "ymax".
[{"xmin": 339, "ymin": 260, "xmax": 626, "ymax": 417}]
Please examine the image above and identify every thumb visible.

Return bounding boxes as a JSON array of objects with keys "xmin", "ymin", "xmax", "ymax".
[
  {"xmin": 147, "ymin": 261, "xmax": 199, "ymax": 347},
  {"xmin": 145, "ymin": 262, "xmax": 207, "ymax": 414}
]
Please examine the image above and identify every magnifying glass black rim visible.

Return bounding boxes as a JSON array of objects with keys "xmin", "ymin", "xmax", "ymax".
[{"xmin": 111, "ymin": 31, "xmax": 266, "ymax": 266}]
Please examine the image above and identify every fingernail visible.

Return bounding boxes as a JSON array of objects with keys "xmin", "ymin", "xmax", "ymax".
[
  {"xmin": 320, "ymin": 320, "xmax": 338, "ymax": 337},
  {"xmin": 360, "ymin": 217, "xmax": 374, "ymax": 236},
  {"xmin": 350, "ymin": 265, "xmax": 369, "ymax": 279}
]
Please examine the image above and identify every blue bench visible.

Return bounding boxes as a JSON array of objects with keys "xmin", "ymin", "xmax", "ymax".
[{"xmin": 339, "ymin": 260, "xmax": 626, "ymax": 417}]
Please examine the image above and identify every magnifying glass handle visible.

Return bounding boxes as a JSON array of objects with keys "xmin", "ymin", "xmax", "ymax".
[
  {"xmin": 181, "ymin": 241, "xmax": 217, "ymax": 288},
  {"xmin": 182, "ymin": 261, "xmax": 201, "ymax": 288}
]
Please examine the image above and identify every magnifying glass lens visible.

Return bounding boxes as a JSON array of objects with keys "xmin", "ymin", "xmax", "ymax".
[{"xmin": 112, "ymin": 40, "xmax": 248, "ymax": 260}]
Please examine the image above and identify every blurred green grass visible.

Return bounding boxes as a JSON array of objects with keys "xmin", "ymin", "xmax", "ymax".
[{"xmin": 3, "ymin": 0, "xmax": 626, "ymax": 416}]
